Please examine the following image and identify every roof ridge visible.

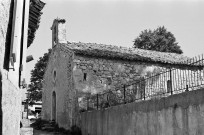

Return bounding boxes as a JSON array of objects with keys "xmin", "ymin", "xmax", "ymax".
[{"xmin": 67, "ymin": 41, "xmax": 186, "ymax": 56}]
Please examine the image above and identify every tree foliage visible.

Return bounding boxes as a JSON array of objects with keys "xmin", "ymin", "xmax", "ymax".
[
  {"xmin": 133, "ymin": 26, "xmax": 183, "ymax": 54},
  {"xmin": 27, "ymin": 49, "xmax": 52, "ymax": 104}
]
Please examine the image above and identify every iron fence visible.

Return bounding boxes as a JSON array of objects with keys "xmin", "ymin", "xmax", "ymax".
[{"xmin": 83, "ymin": 54, "xmax": 204, "ymax": 111}]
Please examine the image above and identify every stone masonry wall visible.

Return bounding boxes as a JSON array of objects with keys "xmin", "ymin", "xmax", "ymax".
[
  {"xmin": 73, "ymin": 55, "xmax": 204, "ymax": 107},
  {"xmin": 73, "ymin": 55, "xmax": 167, "ymax": 109},
  {"xmin": 42, "ymin": 45, "xmax": 78, "ymax": 130},
  {"xmin": 1, "ymin": 77, "xmax": 21, "ymax": 135},
  {"xmin": 0, "ymin": 0, "xmax": 21, "ymax": 135}
]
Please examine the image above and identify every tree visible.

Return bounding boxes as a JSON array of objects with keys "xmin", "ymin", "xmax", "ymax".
[
  {"xmin": 133, "ymin": 26, "xmax": 183, "ymax": 54},
  {"xmin": 27, "ymin": 49, "xmax": 52, "ymax": 104}
]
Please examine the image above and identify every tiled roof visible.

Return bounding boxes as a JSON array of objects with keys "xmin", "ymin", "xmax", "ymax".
[
  {"xmin": 27, "ymin": 0, "xmax": 45, "ymax": 47},
  {"xmin": 60, "ymin": 42, "xmax": 195, "ymax": 66}
]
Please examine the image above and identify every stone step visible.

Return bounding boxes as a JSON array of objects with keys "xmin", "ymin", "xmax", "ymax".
[
  {"xmin": 20, "ymin": 127, "xmax": 33, "ymax": 135},
  {"xmin": 21, "ymin": 119, "xmax": 30, "ymax": 127}
]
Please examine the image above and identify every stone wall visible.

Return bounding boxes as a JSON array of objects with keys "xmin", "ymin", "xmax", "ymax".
[
  {"xmin": 42, "ymin": 45, "xmax": 78, "ymax": 129},
  {"xmin": 73, "ymin": 55, "xmax": 166, "ymax": 109},
  {"xmin": 73, "ymin": 54, "xmax": 204, "ymax": 106},
  {"xmin": 81, "ymin": 88, "xmax": 204, "ymax": 135},
  {"xmin": 0, "ymin": 0, "xmax": 21, "ymax": 135},
  {"xmin": 1, "ymin": 77, "xmax": 21, "ymax": 135}
]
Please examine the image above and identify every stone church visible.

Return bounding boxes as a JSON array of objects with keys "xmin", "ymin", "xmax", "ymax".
[{"xmin": 42, "ymin": 19, "xmax": 192, "ymax": 129}]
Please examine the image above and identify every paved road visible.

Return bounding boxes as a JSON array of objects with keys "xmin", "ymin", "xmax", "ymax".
[{"xmin": 33, "ymin": 129, "xmax": 66, "ymax": 135}]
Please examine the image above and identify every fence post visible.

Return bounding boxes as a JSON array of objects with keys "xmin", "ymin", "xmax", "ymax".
[
  {"xmin": 97, "ymin": 94, "xmax": 99, "ymax": 110},
  {"xmin": 87, "ymin": 96, "xmax": 89, "ymax": 110},
  {"xmin": 143, "ymin": 79, "xmax": 145, "ymax": 100},
  {"xmin": 124, "ymin": 85, "xmax": 126, "ymax": 104},
  {"xmin": 186, "ymin": 85, "xmax": 189, "ymax": 92},
  {"xmin": 170, "ymin": 69, "xmax": 173, "ymax": 95}
]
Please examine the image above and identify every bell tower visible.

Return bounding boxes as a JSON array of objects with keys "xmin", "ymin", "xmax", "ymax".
[{"xmin": 51, "ymin": 18, "xmax": 66, "ymax": 48}]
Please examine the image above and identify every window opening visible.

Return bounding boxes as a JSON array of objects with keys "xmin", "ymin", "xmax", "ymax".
[
  {"xmin": 83, "ymin": 73, "xmax": 87, "ymax": 81},
  {"xmin": 54, "ymin": 70, "xmax": 56, "ymax": 80}
]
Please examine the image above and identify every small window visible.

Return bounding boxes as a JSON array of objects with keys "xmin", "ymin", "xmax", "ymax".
[
  {"xmin": 52, "ymin": 24, "xmax": 58, "ymax": 47},
  {"xmin": 83, "ymin": 73, "xmax": 87, "ymax": 81},
  {"xmin": 53, "ymin": 26, "xmax": 57, "ymax": 43},
  {"xmin": 54, "ymin": 70, "xmax": 56, "ymax": 80}
]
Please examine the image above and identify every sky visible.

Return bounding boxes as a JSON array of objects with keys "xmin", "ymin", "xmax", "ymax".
[{"xmin": 26, "ymin": 0, "xmax": 204, "ymax": 82}]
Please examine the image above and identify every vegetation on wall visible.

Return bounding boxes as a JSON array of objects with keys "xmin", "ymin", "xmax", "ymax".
[{"xmin": 133, "ymin": 26, "xmax": 183, "ymax": 54}]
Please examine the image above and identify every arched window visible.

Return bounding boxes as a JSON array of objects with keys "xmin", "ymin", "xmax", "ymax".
[{"xmin": 53, "ymin": 70, "xmax": 56, "ymax": 80}]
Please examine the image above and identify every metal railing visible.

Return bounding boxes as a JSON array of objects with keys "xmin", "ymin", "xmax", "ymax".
[{"xmin": 82, "ymin": 54, "xmax": 204, "ymax": 111}]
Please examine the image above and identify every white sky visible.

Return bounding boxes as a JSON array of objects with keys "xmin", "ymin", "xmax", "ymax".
[{"xmin": 26, "ymin": 0, "xmax": 204, "ymax": 82}]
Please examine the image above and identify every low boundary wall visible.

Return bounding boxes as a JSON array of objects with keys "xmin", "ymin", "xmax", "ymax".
[{"xmin": 81, "ymin": 88, "xmax": 204, "ymax": 135}]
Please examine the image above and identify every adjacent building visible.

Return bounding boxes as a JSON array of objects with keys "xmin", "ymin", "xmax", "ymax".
[{"xmin": 0, "ymin": 0, "xmax": 45, "ymax": 134}]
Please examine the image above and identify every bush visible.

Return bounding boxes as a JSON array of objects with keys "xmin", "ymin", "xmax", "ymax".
[
  {"xmin": 71, "ymin": 125, "xmax": 82, "ymax": 135},
  {"xmin": 30, "ymin": 118, "xmax": 49, "ymax": 130}
]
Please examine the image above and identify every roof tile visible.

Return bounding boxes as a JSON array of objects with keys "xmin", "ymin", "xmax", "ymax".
[{"xmin": 60, "ymin": 42, "xmax": 194, "ymax": 66}]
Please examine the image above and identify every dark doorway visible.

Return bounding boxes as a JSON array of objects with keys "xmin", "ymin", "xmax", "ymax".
[{"xmin": 52, "ymin": 91, "xmax": 56, "ymax": 121}]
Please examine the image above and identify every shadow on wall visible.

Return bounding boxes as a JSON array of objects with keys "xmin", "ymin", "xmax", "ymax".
[
  {"xmin": 0, "ymin": 72, "xmax": 2, "ymax": 134},
  {"xmin": 3, "ymin": 0, "xmax": 14, "ymax": 70}
]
